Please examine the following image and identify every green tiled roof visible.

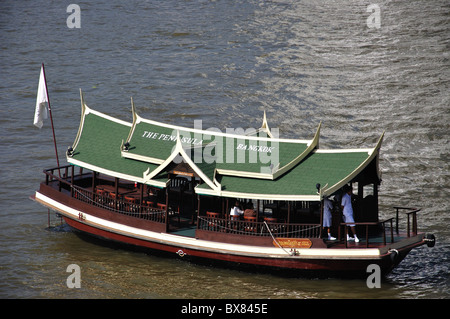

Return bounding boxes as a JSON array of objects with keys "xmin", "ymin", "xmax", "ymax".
[
  {"xmin": 68, "ymin": 103, "xmax": 382, "ymax": 200},
  {"xmin": 124, "ymin": 115, "xmax": 314, "ymax": 178},
  {"xmin": 196, "ymin": 151, "xmax": 373, "ymax": 200},
  {"xmin": 67, "ymin": 107, "xmax": 166, "ymax": 187}
]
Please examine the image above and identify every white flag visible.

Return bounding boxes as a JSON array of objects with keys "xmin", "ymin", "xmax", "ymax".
[{"xmin": 33, "ymin": 66, "xmax": 48, "ymax": 128}]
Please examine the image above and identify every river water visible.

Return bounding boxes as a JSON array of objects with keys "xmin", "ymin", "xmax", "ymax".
[{"xmin": 0, "ymin": 0, "xmax": 448, "ymax": 299}]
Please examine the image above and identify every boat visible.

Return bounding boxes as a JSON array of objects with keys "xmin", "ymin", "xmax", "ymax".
[{"xmin": 32, "ymin": 91, "xmax": 435, "ymax": 277}]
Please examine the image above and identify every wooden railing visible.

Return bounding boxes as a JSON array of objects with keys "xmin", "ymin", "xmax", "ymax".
[
  {"xmin": 394, "ymin": 206, "xmax": 420, "ymax": 237},
  {"xmin": 340, "ymin": 207, "xmax": 421, "ymax": 248},
  {"xmin": 339, "ymin": 219, "xmax": 393, "ymax": 248},
  {"xmin": 72, "ymin": 185, "xmax": 167, "ymax": 223},
  {"xmin": 44, "ymin": 165, "xmax": 77, "ymax": 193},
  {"xmin": 43, "ymin": 166, "xmax": 168, "ymax": 224},
  {"xmin": 197, "ymin": 216, "xmax": 321, "ymax": 239}
]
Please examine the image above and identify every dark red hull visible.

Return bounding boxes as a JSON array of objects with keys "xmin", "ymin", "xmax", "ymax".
[{"xmin": 61, "ymin": 214, "xmax": 417, "ymax": 277}]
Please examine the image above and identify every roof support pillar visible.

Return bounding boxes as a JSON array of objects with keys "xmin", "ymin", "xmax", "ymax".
[
  {"xmin": 92, "ymin": 171, "xmax": 97, "ymax": 201},
  {"xmin": 114, "ymin": 177, "xmax": 119, "ymax": 208},
  {"xmin": 139, "ymin": 183, "xmax": 144, "ymax": 218},
  {"xmin": 374, "ymin": 183, "xmax": 379, "ymax": 220},
  {"xmin": 196, "ymin": 195, "xmax": 201, "ymax": 230},
  {"xmin": 114, "ymin": 178, "xmax": 119, "ymax": 196},
  {"xmin": 191, "ymin": 178, "xmax": 196, "ymax": 225},
  {"xmin": 358, "ymin": 182, "xmax": 364, "ymax": 219},
  {"xmin": 287, "ymin": 201, "xmax": 291, "ymax": 224},
  {"xmin": 256, "ymin": 200, "xmax": 260, "ymax": 222},
  {"xmin": 319, "ymin": 198, "xmax": 324, "ymax": 236},
  {"xmin": 70, "ymin": 165, "xmax": 74, "ymax": 197},
  {"xmin": 165, "ymin": 187, "xmax": 169, "ymax": 233}
]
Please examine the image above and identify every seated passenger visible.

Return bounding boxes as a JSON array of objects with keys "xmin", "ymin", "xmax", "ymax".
[{"xmin": 230, "ymin": 201, "xmax": 244, "ymax": 218}]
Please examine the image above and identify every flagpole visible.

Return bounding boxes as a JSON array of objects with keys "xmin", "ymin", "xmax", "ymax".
[{"xmin": 41, "ymin": 63, "xmax": 61, "ymax": 177}]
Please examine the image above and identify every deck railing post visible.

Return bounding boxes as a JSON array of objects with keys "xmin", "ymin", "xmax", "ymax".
[
  {"xmin": 395, "ymin": 207, "xmax": 399, "ymax": 234},
  {"xmin": 407, "ymin": 214, "xmax": 410, "ymax": 237},
  {"xmin": 390, "ymin": 219, "xmax": 394, "ymax": 243}
]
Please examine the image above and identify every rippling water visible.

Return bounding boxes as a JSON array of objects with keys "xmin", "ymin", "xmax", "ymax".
[{"xmin": 0, "ymin": 0, "xmax": 448, "ymax": 299}]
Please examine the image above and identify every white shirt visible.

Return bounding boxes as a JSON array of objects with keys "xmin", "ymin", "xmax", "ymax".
[
  {"xmin": 324, "ymin": 198, "xmax": 333, "ymax": 215},
  {"xmin": 230, "ymin": 206, "xmax": 243, "ymax": 216},
  {"xmin": 341, "ymin": 193, "xmax": 353, "ymax": 216}
]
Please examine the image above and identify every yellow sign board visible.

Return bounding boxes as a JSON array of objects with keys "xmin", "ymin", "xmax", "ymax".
[{"xmin": 274, "ymin": 238, "xmax": 312, "ymax": 249}]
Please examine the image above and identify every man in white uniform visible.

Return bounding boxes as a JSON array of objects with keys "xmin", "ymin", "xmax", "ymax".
[
  {"xmin": 323, "ymin": 196, "xmax": 336, "ymax": 240},
  {"xmin": 341, "ymin": 185, "xmax": 359, "ymax": 242}
]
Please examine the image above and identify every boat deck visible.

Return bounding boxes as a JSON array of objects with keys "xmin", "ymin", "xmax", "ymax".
[
  {"xmin": 324, "ymin": 232, "xmax": 412, "ymax": 249},
  {"xmin": 167, "ymin": 213, "xmax": 414, "ymax": 251},
  {"xmin": 170, "ymin": 222, "xmax": 197, "ymax": 238},
  {"xmin": 40, "ymin": 166, "xmax": 423, "ymax": 251}
]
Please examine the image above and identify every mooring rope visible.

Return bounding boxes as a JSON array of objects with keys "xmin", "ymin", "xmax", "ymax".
[{"xmin": 263, "ymin": 221, "xmax": 293, "ymax": 256}]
